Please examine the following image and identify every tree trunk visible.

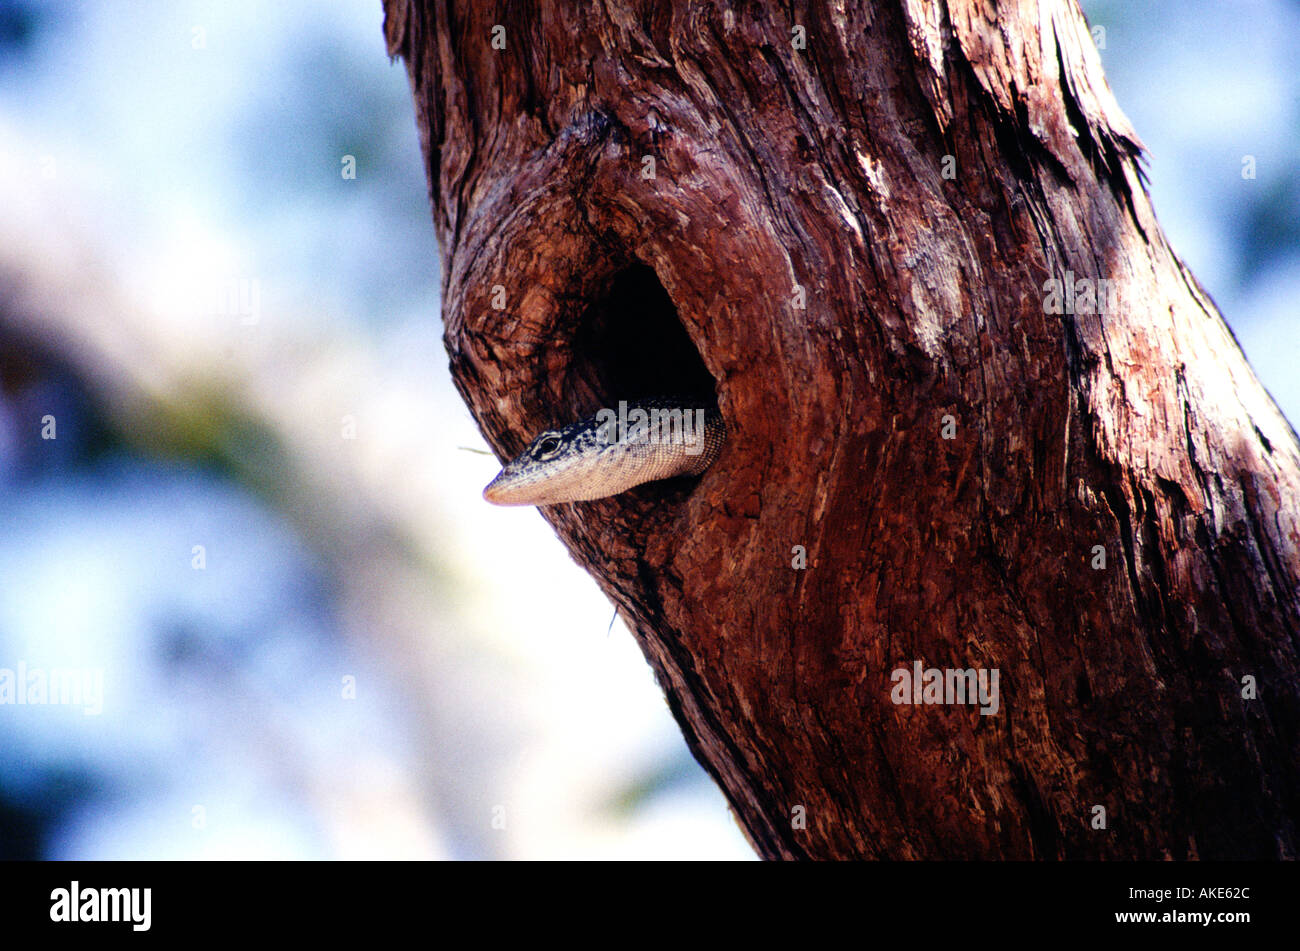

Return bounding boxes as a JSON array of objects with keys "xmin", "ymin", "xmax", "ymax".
[{"xmin": 383, "ymin": 0, "xmax": 1300, "ymax": 859}]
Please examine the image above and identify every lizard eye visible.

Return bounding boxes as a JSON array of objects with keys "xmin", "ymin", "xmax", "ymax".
[{"xmin": 533, "ymin": 435, "xmax": 562, "ymax": 458}]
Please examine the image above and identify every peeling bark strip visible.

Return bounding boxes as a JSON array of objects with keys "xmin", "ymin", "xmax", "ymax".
[{"xmin": 385, "ymin": 0, "xmax": 1300, "ymax": 858}]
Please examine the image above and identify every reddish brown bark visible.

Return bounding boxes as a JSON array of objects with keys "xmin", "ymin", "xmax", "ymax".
[{"xmin": 384, "ymin": 0, "xmax": 1300, "ymax": 858}]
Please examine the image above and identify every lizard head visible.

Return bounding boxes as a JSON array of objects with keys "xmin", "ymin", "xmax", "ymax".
[
  {"xmin": 482, "ymin": 418, "xmax": 615, "ymax": 506},
  {"xmin": 482, "ymin": 401, "xmax": 724, "ymax": 506}
]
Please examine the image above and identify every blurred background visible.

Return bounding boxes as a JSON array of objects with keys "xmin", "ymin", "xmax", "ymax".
[{"xmin": 0, "ymin": 0, "xmax": 1295, "ymax": 859}]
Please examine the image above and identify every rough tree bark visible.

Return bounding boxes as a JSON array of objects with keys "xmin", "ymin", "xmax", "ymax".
[{"xmin": 383, "ymin": 0, "xmax": 1300, "ymax": 859}]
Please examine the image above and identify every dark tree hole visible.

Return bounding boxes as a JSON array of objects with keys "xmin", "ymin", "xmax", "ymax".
[{"xmin": 568, "ymin": 264, "xmax": 717, "ymax": 411}]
